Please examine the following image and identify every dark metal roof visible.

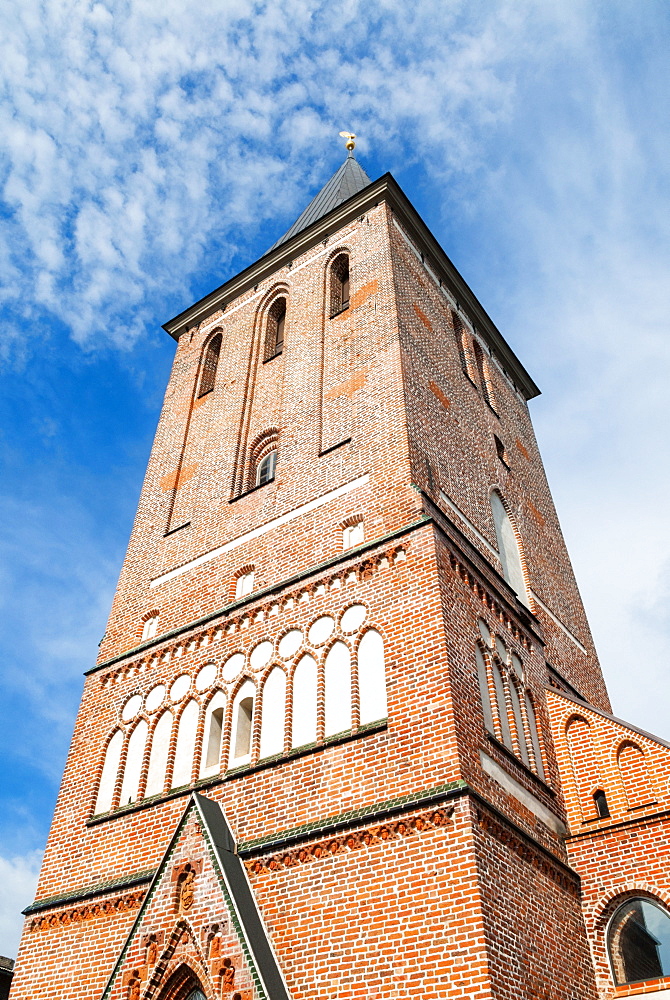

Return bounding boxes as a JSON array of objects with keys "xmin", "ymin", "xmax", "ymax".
[{"xmin": 269, "ymin": 153, "xmax": 372, "ymax": 250}]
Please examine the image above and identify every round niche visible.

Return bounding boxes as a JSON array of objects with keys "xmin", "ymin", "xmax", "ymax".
[
  {"xmin": 222, "ymin": 652, "xmax": 245, "ymax": 682},
  {"xmin": 308, "ymin": 616, "xmax": 335, "ymax": 646},
  {"xmin": 195, "ymin": 663, "xmax": 217, "ymax": 691},
  {"xmin": 170, "ymin": 674, "xmax": 191, "ymax": 702},
  {"xmin": 145, "ymin": 684, "xmax": 166, "ymax": 713},
  {"xmin": 121, "ymin": 694, "xmax": 142, "ymax": 722},
  {"xmin": 340, "ymin": 604, "xmax": 367, "ymax": 634},
  {"xmin": 477, "ymin": 618, "xmax": 492, "ymax": 647},
  {"xmin": 250, "ymin": 641, "xmax": 273, "ymax": 671},
  {"xmin": 278, "ymin": 629, "xmax": 303, "ymax": 658}
]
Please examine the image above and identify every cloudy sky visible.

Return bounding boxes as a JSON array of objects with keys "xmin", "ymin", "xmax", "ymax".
[{"xmin": 1, "ymin": 0, "xmax": 669, "ymax": 957}]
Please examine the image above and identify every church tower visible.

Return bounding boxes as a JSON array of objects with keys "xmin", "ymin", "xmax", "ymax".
[{"xmin": 11, "ymin": 147, "xmax": 670, "ymax": 1000}]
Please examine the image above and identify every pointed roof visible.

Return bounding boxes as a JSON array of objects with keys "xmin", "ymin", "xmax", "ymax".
[{"xmin": 270, "ymin": 153, "xmax": 372, "ymax": 250}]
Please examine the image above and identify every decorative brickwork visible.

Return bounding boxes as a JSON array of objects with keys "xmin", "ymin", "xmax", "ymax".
[{"xmin": 11, "ymin": 158, "xmax": 668, "ymax": 1000}]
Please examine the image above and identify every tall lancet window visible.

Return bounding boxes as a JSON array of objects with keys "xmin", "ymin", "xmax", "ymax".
[
  {"xmin": 490, "ymin": 491, "xmax": 530, "ymax": 608},
  {"xmin": 329, "ymin": 253, "xmax": 350, "ymax": 316},
  {"xmin": 198, "ymin": 332, "xmax": 222, "ymax": 397},
  {"xmin": 265, "ymin": 298, "xmax": 286, "ymax": 359}
]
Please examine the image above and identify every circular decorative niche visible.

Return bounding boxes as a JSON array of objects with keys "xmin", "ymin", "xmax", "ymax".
[
  {"xmin": 250, "ymin": 641, "xmax": 273, "ymax": 670},
  {"xmin": 340, "ymin": 604, "xmax": 366, "ymax": 634},
  {"xmin": 121, "ymin": 694, "xmax": 142, "ymax": 722},
  {"xmin": 195, "ymin": 663, "xmax": 217, "ymax": 691},
  {"xmin": 145, "ymin": 684, "xmax": 166, "ymax": 713},
  {"xmin": 222, "ymin": 652, "xmax": 245, "ymax": 682},
  {"xmin": 308, "ymin": 616, "xmax": 335, "ymax": 646},
  {"xmin": 170, "ymin": 674, "xmax": 191, "ymax": 702},
  {"xmin": 278, "ymin": 629, "xmax": 303, "ymax": 658}
]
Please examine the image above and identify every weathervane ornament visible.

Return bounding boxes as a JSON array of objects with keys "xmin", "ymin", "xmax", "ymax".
[{"xmin": 339, "ymin": 131, "xmax": 356, "ymax": 152}]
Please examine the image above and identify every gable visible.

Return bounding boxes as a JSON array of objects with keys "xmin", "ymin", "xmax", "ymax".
[{"xmin": 101, "ymin": 794, "xmax": 291, "ymax": 1000}]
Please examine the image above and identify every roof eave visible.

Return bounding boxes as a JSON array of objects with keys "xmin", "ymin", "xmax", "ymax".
[{"xmin": 163, "ymin": 173, "xmax": 540, "ymax": 400}]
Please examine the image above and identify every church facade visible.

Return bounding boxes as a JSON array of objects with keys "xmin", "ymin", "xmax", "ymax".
[{"xmin": 10, "ymin": 153, "xmax": 670, "ymax": 1000}]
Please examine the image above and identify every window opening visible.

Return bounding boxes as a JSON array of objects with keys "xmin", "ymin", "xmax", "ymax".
[
  {"xmin": 494, "ymin": 435, "xmax": 509, "ymax": 467},
  {"xmin": 198, "ymin": 332, "xmax": 222, "ymax": 397},
  {"xmin": 609, "ymin": 898, "xmax": 670, "ymax": 985},
  {"xmin": 265, "ymin": 298, "xmax": 286, "ymax": 359},
  {"xmin": 342, "ymin": 521, "xmax": 364, "ymax": 550},
  {"xmin": 235, "ymin": 570, "xmax": 255, "ymax": 599},
  {"xmin": 594, "ymin": 789, "xmax": 610, "ymax": 818},
  {"xmin": 230, "ymin": 681, "xmax": 255, "ymax": 765},
  {"xmin": 234, "ymin": 698, "xmax": 253, "ymax": 759},
  {"xmin": 256, "ymin": 450, "xmax": 277, "ymax": 486},
  {"xmin": 142, "ymin": 614, "xmax": 158, "ymax": 641},
  {"xmin": 330, "ymin": 254, "xmax": 350, "ymax": 316},
  {"xmin": 205, "ymin": 708, "xmax": 224, "ymax": 769}
]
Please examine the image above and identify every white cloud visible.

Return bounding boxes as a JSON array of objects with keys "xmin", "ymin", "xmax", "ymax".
[{"xmin": 0, "ymin": 850, "xmax": 42, "ymax": 959}]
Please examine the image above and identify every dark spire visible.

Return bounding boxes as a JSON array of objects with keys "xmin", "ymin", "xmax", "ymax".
[{"xmin": 270, "ymin": 152, "xmax": 373, "ymax": 250}]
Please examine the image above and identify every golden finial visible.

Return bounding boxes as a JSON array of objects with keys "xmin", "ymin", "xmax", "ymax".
[{"xmin": 339, "ymin": 131, "xmax": 356, "ymax": 152}]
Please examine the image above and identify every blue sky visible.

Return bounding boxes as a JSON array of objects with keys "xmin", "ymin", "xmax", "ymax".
[{"xmin": 1, "ymin": 0, "xmax": 669, "ymax": 957}]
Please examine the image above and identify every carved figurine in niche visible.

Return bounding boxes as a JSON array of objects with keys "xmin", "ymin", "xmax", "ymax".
[
  {"xmin": 128, "ymin": 978, "xmax": 141, "ymax": 1000},
  {"xmin": 220, "ymin": 957, "xmax": 235, "ymax": 992},
  {"xmin": 146, "ymin": 936, "xmax": 158, "ymax": 965},
  {"xmin": 178, "ymin": 866, "xmax": 196, "ymax": 913},
  {"xmin": 210, "ymin": 933, "xmax": 222, "ymax": 958}
]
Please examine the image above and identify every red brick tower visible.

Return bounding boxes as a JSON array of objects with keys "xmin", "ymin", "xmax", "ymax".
[{"xmin": 11, "ymin": 149, "xmax": 670, "ymax": 1000}]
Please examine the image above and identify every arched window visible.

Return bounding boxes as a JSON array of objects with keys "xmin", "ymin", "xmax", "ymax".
[
  {"xmin": 291, "ymin": 655, "xmax": 318, "ymax": 748},
  {"xmin": 472, "ymin": 337, "xmax": 496, "ymax": 409},
  {"xmin": 120, "ymin": 719, "xmax": 148, "ymax": 805},
  {"xmin": 490, "ymin": 491, "xmax": 530, "ymax": 609},
  {"xmin": 256, "ymin": 450, "xmax": 277, "ymax": 486},
  {"xmin": 357, "ymin": 629, "xmax": 387, "ymax": 725},
  {"xmin": 608, "ymin": 898, "xmax": 670, "ymax": 985},
  {"xmin": 259, "ymin": 667, "xmax": 287, "ymax": 759},
  {"xmin": 229, "ymin": 680, "xmax": 255, "ymax": 766},
  {"xmin": 324, "ymin": 641, "xmax": 352, "ymax": 736},
  {"xmin": 198, "ymin": 332, "xmax": 222, "ymax": 397},
  {"xmin": 265, "ymin": 298, "xmax": 286, "ymax": 359},
  {"xmin": 145, "ymin": 710, "xmax": 172, "ymax": 798},
  {"xmin": 172, "ymin": 699, "xmax": 199, "ymax": 788},
  {"xmin": 95, "ymin": 729, "xmax": 123, "ymax": 814},
  {"xmin": 200, "ymin": 691, "xmax": 226, "ymax": 777},
  {"xmin": 329, "ymin": 253, "xmax": 350, "ymax": 316}
]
